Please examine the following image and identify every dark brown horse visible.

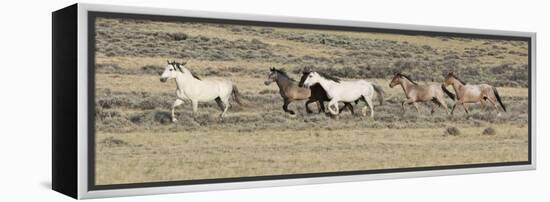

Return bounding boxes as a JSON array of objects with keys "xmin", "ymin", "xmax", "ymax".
[{"xmin": 264, "ymin": 68, "xmax": 353, "ymax": 115}]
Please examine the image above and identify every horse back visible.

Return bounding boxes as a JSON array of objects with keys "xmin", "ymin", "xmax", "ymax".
[
  {"xmin": 478, "ymin": 84, "xmax": 495, "ymax": 96},
  {"xmin": 410, "ymin": 84, "xmax": 439, "ymax": 101},
  {"xmin": 202, "ymin": 78, "xmax": 233, "ymax": 95}
]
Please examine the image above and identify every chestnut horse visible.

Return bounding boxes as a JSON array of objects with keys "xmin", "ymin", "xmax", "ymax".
[
  {"xmin": 389, "ymin": 72, "xmax": 454, "ymax": 114},
  {"xmin": 443, "ymin": 72, "xmax": 506, "ymax": 115}
]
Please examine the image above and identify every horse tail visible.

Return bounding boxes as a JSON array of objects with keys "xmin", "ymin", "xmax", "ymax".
[
  {"xmin": 232, "ymin": 85, "xmax": 244, "ymax": 106},
  {"xmin": 372, "ymin": 84, "xmax": 384, "ymax": 105},
  {"xmin": 492, "ymin": 86, "xmax": 506, "ymax": 112},
  {"xmin": 441, "ymin": 84, "xmax": 455, "ymax": 100}
]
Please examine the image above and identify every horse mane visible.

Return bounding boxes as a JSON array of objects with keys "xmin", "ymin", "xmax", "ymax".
[
  {"xmin": 175, "ymin": 63, "xmax": 201, "ymax": 80},
  {"xmin": 399, "ymin": 73, "xmax": 417, "ymax": 85},
  {"xmin": 317, "ymin": 71, "xmax": 340, "ymax": 83},
  {"xmin": 271, "ymin": 68, "xmax": 295, "ymax": 81},
  {"xmin": 451, "ymin": 74, "xmax": 466, "ymax": 85},
  {"xmin": 191, "ymin": 72, "xmax": 201, "ymax": 80}
]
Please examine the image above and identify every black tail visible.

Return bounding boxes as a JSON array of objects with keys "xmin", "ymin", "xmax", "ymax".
[
  {"xmin": 232, "ymin": 85, "xmax": 243, "ymax": 106},
  {"xmin": 441, "ymin": 84, "xmax": 455, "ymax": 100},
  {"xmin": 492, "ymin": 86, "xmax": 506, "ymax": 112},
  {"xmin": 373, "ymin": 84, "xmax": 384, "ymax": 105}
]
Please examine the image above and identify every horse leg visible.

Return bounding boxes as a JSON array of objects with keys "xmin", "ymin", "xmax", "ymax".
[
  {"xmin": 461, "ymin": 102, "xmax": 470, "ymax": 114},
  {"xmin": 283, "ymin": 99, "xmax": 295, "ymax": 115},
  {"xmin": 318, "ymin": 101, "xmax": 325, "ymax": 113},
  {"xmin": 363, "ymin": 96, "xmax": 374, "ymax": 118},
  {"xmin": 338, "ymin": 103, "xmax": 345, "ymax": 114},
  {"xmin": 305, "ymin": 100, "xmax": 314, "ymax": 114},
  {"xmin": 436, "ymin": 96, "xmax": 449, "ymax": 115},
  {"xmin": 348, "ymin": 102, "xmax": 355, "ymax": 115},
  {"xmin": 412, "ymin": 103, "xmax": 420, "ymax": 113},
  {"xmin": 451, "ymin": 103, "xmax": 458, "ymax": 115},
  {"xmin": 402, "ymin": 98, "xmax": 415, "ymax": 113},
  {"xmin": 480, "ymin": 99, "xmax": 486, "ymax": 111},
  {"xmin": 340, "ymin": 102, "xmax": 354, "ymax": 115},
  {"xmin": 430, "ymin": 100, "xmax": 438, "ymax": 115},
  {"xmin": 171, "ymin": 99, "xmax": 184, "ymax": 122},
  {"xmin": 215, "ymin": 97, "xmax": 224, "ymax": 111},
  {"xmin": 327, "ymin": 100, "xmax": 338, "ymax": 115},
  {"xmin": 220, "ymin": 97, "xmax": 230, "ymax": 119},
  {"xmin": 191, "ymin": 100, "xmax": 199, "ymax": 119},
  {"xmin": 486, "ymin": 96, "xmax": 499, "ymax": 112}
]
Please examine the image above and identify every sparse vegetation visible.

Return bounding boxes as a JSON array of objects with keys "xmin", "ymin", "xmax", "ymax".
[
  {"xmin": 445, "ymin": 127, "xmax": 461, "ymax": 136},
  {"xmin": 483, "ymin": 127, "xmax": 497, "ymax": 136}
]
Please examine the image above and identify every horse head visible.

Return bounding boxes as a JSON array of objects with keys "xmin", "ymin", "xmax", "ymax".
[
  {"xmin": 264, "ymin": 67, "xmax": 278, "ymax": 85},
  {"xmin": 160, "ymin": 60, "xmax": 188, "ymax": 82},
  {"xmin": 389, "ymin": 72, "xmax": 403, "ymax": 88},
  {"xmin": 302, "ymin": 71, "xmax": 321, "ymax": 87},
  {"xmin": 444, "ymin": 71, "xmax": 464, "ymax": 86}
]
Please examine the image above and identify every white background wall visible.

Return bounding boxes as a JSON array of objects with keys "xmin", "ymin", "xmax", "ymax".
[{"xmin": 0, "ymin": 0, "xmax": 547, "ymax": 201}]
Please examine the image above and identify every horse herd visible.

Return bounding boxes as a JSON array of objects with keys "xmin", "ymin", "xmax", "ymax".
[{"xmin": 160, "ymin": 60, "xmax": 507, "ymax": 122}]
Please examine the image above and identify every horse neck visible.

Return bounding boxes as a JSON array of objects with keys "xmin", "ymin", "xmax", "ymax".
[
  {"xmin": 175, "ymin": 72, "xmax": 197, "ymax": 90},
  {"xmin": 399, "ymin": 78, "xmax": 415, "ymax": 95},
  {"xmin": 450, "ymin": 78, "xmax": 464, "ymax": 93},
  {"xmin": 275, "ymin": 76, "xmax": 294, "ymax": 90},
  {"xmin": 316, "ymin": 77, "xmax": 337, "ymax": 92}
]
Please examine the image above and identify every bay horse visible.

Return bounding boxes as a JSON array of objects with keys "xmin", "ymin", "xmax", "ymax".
[
  {"xmin": 264, "ymin": 68, "xmax": 353, "ymax": 115},
  {"xmin": 160, "ymin": 61, "xmax": 243, "ymax": 122},
  {"xmin": 389, "ymin": 72, "xmax": 454, "ymax": 114},
  {"xmin": 302, "ymin": 71, "xmax": 384, "ymax": 117},
  {"xmin": 443, "ymin": 72, "xmax": 506, "ymax": 115}
]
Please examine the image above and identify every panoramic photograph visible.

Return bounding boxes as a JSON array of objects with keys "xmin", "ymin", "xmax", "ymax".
[{"xmin": 93, "ymin": 16, "xmax": 530, "ymax": 185}]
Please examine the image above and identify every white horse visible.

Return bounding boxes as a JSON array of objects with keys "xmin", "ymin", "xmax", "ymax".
[
  {"xmin": 160, "ymin": 61, "xmax": 242, "ymax": 122},
  {"xmin": 302, "ymin": 71, "xmax": 383, "ymax": 117}
]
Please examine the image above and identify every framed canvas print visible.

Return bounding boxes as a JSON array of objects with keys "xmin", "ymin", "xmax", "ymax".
[{"xmin": 52, "ymin": 3, "xmax": 536, "ymax": 199}]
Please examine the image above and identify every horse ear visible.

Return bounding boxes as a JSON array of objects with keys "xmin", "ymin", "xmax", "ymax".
[{"xmin": 167, "ymin": 60, "xmax": 170, "ymax": 64}]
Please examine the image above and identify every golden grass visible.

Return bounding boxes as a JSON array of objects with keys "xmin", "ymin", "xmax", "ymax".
[{"xmin": 96, "ymin": 124, "xmax": 528, "ymax": 185}]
